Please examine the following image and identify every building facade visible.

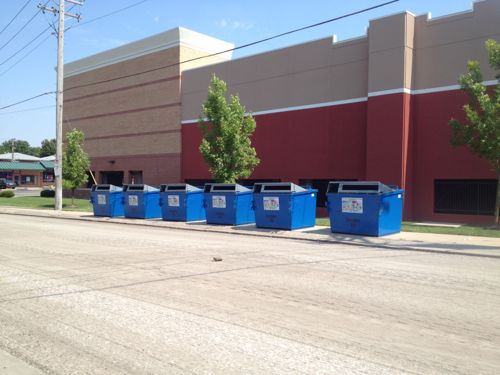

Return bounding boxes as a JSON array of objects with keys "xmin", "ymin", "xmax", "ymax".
[
  {"xmin": 63, "ymin": 27, "xmax": 233, "ymax": 187},
  {"xmin": 64, "ymin": 0, "xmax": 500, "ymax": 224},
  {"xmin": 0, "ymin": 153, "xmax": 55, "ymax": 187}
]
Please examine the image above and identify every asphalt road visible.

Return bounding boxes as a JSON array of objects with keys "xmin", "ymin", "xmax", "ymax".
[{"xmin": 0, "ymin": 214, "xmax": 499, "ymax": 374}]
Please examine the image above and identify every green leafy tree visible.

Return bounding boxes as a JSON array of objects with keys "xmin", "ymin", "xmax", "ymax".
[
  {"xmin": 40, "ymin": 138, "xmax": 56, "ymax": 157},
  {"xmin": 198, "ymin": 74, "xmax": 259, "ymax": 183},
  {"xmin": 0, "ymin": 139, "xmax": 33, "ymax": 155},
  {"xmin": 62, "ymin": 129, "xmax": 90, "ymax": 206},
  {"xmin": 449, "ymin": 39, "xmax": 500, "ymax": 226}
]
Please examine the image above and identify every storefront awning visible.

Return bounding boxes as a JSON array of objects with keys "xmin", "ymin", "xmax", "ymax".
[{"xmin": 0, "ymin": 162, "xmax": 45, "ymax": 171}]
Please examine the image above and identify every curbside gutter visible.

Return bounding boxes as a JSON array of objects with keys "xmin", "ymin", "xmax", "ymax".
[{"xmin": 1, "ymin": 207, "xmax": 499, "ymax": 258}]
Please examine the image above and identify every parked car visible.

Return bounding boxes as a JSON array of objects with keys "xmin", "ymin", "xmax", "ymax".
[{"xmin": 0, "ymin": 178, "xmax": 16, "ymax": 189}]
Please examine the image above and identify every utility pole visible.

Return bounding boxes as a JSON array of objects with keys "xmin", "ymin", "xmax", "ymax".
[{"xmin": 39, "ymin": 0, "xmax": 82, "ymax": 211}]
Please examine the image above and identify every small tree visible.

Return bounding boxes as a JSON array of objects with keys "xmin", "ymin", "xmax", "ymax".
[
  {"xmin": 62, "ymin": 129, "xmax": 90, "ymax": 206},
  {"xmin": 198, "ymin": 74, "xmax": 259, "ymax": 183},
  {"xmin": 449, "ymin": 39, "xmax": 500, "ymax": 226}
]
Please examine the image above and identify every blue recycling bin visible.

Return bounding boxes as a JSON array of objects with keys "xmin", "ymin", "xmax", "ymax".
[
  {"xmin": 122, "ymin": 184, "xmax": 161, "ymax": 219},
  {"xmin": 204, "ymin": 183, "xmax": 255, "ymax": 225},
  {"xmin": 253, "ymin": 182, "xmax": 317, "ymax": 230},
  {"xmin": 159, "ymin": 183, "xmax": 206, "ymax": 222},
  {"xmin": 326, "ymin": 181, "xmax": 404, "ymax": 236},
  {"xmin": 90, "ymin": 184, "xmax": 124, "ymax": 217}
]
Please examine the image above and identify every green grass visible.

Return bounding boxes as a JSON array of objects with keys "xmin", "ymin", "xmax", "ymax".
[
  {"xmin": 0, "ymin": 196, "xmax": 92, "ymax": 212},
  {"xmin": 316, "ymin": 217, "xmax": 500, "ymax": 238}
]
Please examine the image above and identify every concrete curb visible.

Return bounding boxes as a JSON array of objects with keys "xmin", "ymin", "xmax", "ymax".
[{"xmin": 1, "ymin": 207, "xmax": 499, "ymax": 259}]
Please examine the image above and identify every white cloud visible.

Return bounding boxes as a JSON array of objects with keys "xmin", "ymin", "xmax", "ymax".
[{"xmin": 216, "ymin": 18, "xmax": 252, "ymax": 30}]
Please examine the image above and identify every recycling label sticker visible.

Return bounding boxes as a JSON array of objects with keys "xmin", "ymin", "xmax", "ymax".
[
  {"xmin": 342, "ymin": 197, "xmax": 363, "ymax": 214},
  {"xmin": 212, "ymin": 195, "xmax": 226, "ymax": 208},
  {"xmin": 263, "ymin": 197, "xmax": 280, "ymax": 211},
  {"xmin": 168, "ymin": 195, "xmax": 180, "ymax": 207},
  {"xmin": 97, "ymin": 194, "xmax": 106, "ymax": 205},
  {"xmin": 128, "ymin": 195, "xmax": 139, "ymax": 206}
]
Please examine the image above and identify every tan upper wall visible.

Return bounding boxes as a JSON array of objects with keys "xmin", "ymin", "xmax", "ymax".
[
  {"xmin": 367, "ymin": 12, "xmax": 416, "ymax": 92},
  {"xmin": 182, "ymin": 36, "xmax": 369, "ymax": 120},
  {"xmin": 182, "ymin": 0, "xmax": 500, "ymax": 121},
  {"xmin": 413, "ymin": 0, "xmax": 500, "ymax": 90}
]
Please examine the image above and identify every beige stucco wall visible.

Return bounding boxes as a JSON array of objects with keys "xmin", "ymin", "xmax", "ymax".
[
  {"xmin": 413, "ymin": 0, "xmax": 500, "ymax": 90},
  {"xmin": 182, "ymin": 36, "xmax": 369, "ymax": 120}
]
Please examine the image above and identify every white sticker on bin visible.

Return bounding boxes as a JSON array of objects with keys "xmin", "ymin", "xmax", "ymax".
[
  {"xmin": 342, "ymin": 197, "xmax": 363, "ymax": 214},
  {"xmin": 168, "ymin": 195, "xmax": 180, "ymax": 207},
  {"xmin": 263, "ymin": 196, "xmax": 280, "ymax": 211},
  {"xmin": 212, "ymin": 195, "xmax": 226, "ymax": 208},
  {"xmin": 97, "ymin": 194, "xmax": 106, "ymax": 205},
  {"xmin": 128, "ymin": 195, "xmax": 139, "ymax": 206}
]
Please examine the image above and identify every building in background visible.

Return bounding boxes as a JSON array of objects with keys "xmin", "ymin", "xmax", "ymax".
[
  {"xmin": 63, "ymin": 0, "xmax": 500, "ymax": 224},
  {"xmin": 0, "ymin": 153, "xmax": 55, "ymax": 187}
]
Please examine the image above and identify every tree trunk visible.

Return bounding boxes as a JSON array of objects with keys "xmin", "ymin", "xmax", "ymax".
[
  {"xmin": 495, "ymin": 172, "xmax": 500, "ymax": 227},
  {"xmin": 71, "ymin": 188, "xmax": 75, "ymax": 207}
]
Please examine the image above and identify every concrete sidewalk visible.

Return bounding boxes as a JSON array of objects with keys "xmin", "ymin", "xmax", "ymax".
[{"xmin": 1, "ymin": 206, "xmax": 499, "ymax": 257}]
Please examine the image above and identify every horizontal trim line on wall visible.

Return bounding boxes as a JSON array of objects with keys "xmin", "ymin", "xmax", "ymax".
[
  {"xmin": 181, "ymin": 97, "xmax": 368, "ymax": 124},
  {"xmin": 91, "ymin": 152, "xmax": 180, "ymax": 161},
  {"xmin": 65, "ymin": 75, "xmax": 180, "ymax": 103},
  {"xmin": 86, "ymin": 129, "xmax": 180, "ymax": 141},
  {"xmin": 181, "ymin": 80, "xmax": 498, "ymax": 124},
  {"xmin": 65, "ymin": 102, "xmax": 181, "ymax": 123}
]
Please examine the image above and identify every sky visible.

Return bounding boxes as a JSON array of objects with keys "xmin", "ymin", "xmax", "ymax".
[{"xmin": 0, "ymin": 0, "xmax": 481, "ymax": 146}]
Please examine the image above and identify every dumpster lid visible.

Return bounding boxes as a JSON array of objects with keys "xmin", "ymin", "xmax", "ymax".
[
  {"xmin": 253, "ymin": 182, "xmax": 306, "ymax": 193},
  {"xmin": 160, "ymin": 183, "xmax": 201, "ymax": 192},
  {"xmin": 123, "ymin": 184, "xmax": 159, "ymax": 192},
  {"xmin": 208, "ymin": 183, "xmax": 250, "ymax": 193},
  {"xmin": 328, "ymin": 181, "xmax": 395, "ymax": 194},
  {"xmin": 91, "ymin": 184, "xmax": 122, "ymax": 192}
]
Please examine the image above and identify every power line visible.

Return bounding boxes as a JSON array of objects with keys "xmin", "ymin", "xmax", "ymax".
[
  {"xmin": 0, "ymin": 0, "xmax": 399, "ymax": 111},
  {"xmin": 0, "ymin": 3, "xmax": 77, "ymax": 79},
  {"xmin": 64, "ymin": 0, "xmax": 399, "ymax": 94},
  {"xmin": 0, "ymin": 0, "xmax": 33, "ymax": 37},
  {"xmin": 0, "ymin": 92, "xmax": 55, "ymax": 111},
  {"xmin": 0, "ymin": 104, "xmax": 54, "ymax": 116},
  {"xmin": 0, "ymin": 0, "xmax": 48, "ymax": 52},
  {"xmin": 0, "ymin": 34, "xmax": 51, "ymax": 78},
  {"xmin": 0, "ymin": 26, "xmax": 51, "ymax": 67},
  {"xmin": 65, "ymin": 0, "xmax": 151, "ymax": 32}
]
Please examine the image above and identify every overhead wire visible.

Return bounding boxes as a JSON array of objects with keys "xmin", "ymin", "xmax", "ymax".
[
  {"xmin": 0, "ymin": 0, "xmax": 33, "ymax": 37},
  {"xmin": 0, "ymin": 26, "xmax": 52, "ymax": 67},
  {"xmin": 0, "ymin": 34, "xmax": 52, "ymax": 78},
  {"xmin": 0, "ymin": 104, "xmax": 55, "ymax": 116},
  {"xmin": 0, "ymin": 0, "xmax": 399, "ymax": 111},
  {"xmin": 65, "ymin": 0, "xmax": 151, "ymax": 32},
  {"xmin": 0, "ymin": 0, "xmax": 49, "ymax": 52},
  {"xmin": 0, "ymin": 3, "xmax": 79, "ymax": 78},
  {"xmin": 63, "ymin": 0, "xmax": 399, "ymax": 94},
  {"xmin": 0, "ymin": 92, "xmax": 55, "ymax": 111}
]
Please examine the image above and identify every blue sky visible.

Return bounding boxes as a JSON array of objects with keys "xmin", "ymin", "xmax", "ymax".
[{"xmin": 0, "ymin": 0, "xmax": 479, "ymax": 146}]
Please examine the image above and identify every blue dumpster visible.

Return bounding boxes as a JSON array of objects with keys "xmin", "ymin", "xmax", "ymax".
[
  {"xmin": 122, "ymin": 184, "xmax": 161, "ymax": 219},
  {"xmin": 204, "ymin": 183, "xmax": 255, "ymax": 225},
  {"xmin": 326, "ymin": 181, "xmax": 404, "ymax": 236},
  {"xmin": 90, "ymin": 184, "xmax": 124, "ymax": 217},
  {"xmin": 253, "ymin": 182, "xmax": 317, "ymax": 230},
  {"xmin": 159, "ymin": 183, "xmax": 205, "ymax": 222}
]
